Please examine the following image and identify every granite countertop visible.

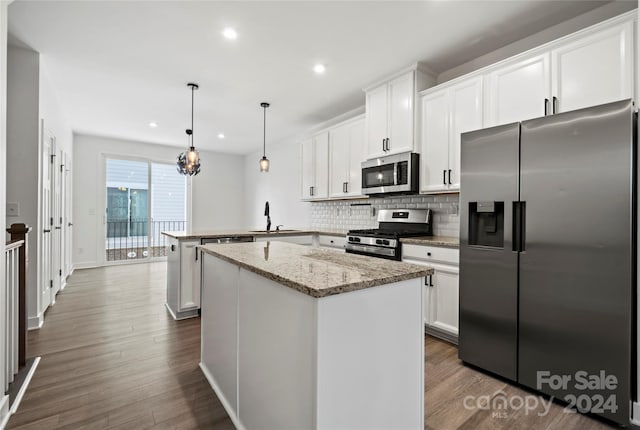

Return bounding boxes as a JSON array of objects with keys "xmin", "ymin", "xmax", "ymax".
[
  {"xmin": 161, "ymin": 229, "xmax": 346, "ymax": 240},
  {"xmin": 199, "ymin": 241, "xmax": 433, "ymax": 298},
  {"xmin": 400, "ymin": 236, "xmax": 459, "ymax": 247}
]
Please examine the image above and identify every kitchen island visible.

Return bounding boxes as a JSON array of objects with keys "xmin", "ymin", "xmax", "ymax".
[{"xmin": 199, "ymin": 241, "xmax": 433, "ymax": 430}]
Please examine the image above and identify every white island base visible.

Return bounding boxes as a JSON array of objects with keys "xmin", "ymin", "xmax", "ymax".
[{"xmin": 200, "ymin": 253, "xmax": 425, "ymax": 430}]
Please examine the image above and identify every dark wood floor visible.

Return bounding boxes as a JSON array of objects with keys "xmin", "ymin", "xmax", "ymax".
[
  {"xmin": 7, "ymin": 262, "xmax": 616, "ymax": 429},
  {"xmin": 7, "ymin": 262, "xmax": 234, "ymax": 430}
]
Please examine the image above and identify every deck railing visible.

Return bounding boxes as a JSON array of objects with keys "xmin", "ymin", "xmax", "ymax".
[
  {"xmin": 4, "ymin": 225, "xmax": 27, "ymax": 395},
  {"xmin": 106, "ymin": 219, "xmax": 186, "ymax": 261}
]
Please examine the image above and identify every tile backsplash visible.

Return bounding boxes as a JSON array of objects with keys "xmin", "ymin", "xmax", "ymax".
[{"xmin": 309, "ymin": 194, "xmax": 460, "ymax": 237}]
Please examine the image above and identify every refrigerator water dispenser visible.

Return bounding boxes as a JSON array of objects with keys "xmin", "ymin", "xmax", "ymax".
[{"xmin": 468, "ymin": 201, "xmax": 504, "ymax": 247}]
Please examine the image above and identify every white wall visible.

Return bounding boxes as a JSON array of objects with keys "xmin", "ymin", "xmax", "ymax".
[
  {"xmin": 243, "ymin": 138, "xmax": 310, "ymax": 230},
  {"xmin": 438, "ymin": 1, "xmax": 636, "ymax": 83},
  {"xmin": 6, "ymin": 44, "xmax": 73, "ymax": 329},
  {"xmin": 6, "ymin": 45, "xmax": 41, "ymax": 328},
  {"xmin": 72, "ymin": 134, "xmax": 245, "ymax": 268},
  {"xmin": 0, "ymin": 0, "xmax": 10, "ymax": 426}
]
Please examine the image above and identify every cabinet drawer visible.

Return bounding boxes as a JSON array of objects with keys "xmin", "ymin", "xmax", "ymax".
[
  {"xmin": 318, "ymin": 235, "xmax": 346, "ymax": 249},
  {"xmin": 402, "ymin": 244, "xmax": 459, "ymax": 265}
]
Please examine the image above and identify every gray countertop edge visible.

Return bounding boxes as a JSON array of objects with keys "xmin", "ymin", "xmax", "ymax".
[
  {"xmin": 161, "ymin": 229, "xmax": 347, "ymax": 240},
  {"xmin": 199, "ymin": 245, "xmax": 434, "ymax": 299},
  {"xmin": 400, "ymin": 236, "xmax": 459, "ymax": 247}
]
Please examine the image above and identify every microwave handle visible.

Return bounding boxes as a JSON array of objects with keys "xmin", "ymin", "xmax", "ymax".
[{"xmin": 393, "ymin": 160, "xmax": 398, "ymax": 186}]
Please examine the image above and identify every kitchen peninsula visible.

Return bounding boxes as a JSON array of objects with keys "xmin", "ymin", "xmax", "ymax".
[{"xmin": 199, "ymin": 241, "xmax": 433, "ymax": 430}]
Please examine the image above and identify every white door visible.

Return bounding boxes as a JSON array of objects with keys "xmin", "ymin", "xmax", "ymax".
[
  {"xmin": 40, "ymin": 125, "xmax": 53, "ymax": 313},
  {"xmin": 51, "ymin": 144, "xmax": 62, "ymax": 300},
  {"xmin": 365, "ymin": 84, "xmax": 389, "ymax": 158},
  {"xmin": 313, "ymin": 132, "xmax": 329, "ymax": 199},
  {"xmin": 427, "ymin": 264, "xmax": 459, "ymax": 337},
  {"xmin": 485, "ymin": 53, "xmax": 551, "ymax": 127},
  {"xmin": 420, "ymin": 90, "xmax": 449, "ymax": 193},
  {"xmin": 300, "ymin": 138, "xmax": 315, "ymax": 199},
  {"xmin": 328, "ymin": 124, "xmax": 348, "ymax": 198},
  {"xmin": 62, "ymin": 153, "xmax": 72, "ymax": 279},
  {"xmin": 551, "ymin": 21, "xmax": 633, "ymax": 114},
  {"xmin": 448, "ymin": 76, "xmax": 484, "ymax": 191},
  {"xmin": 387, "ymin": 71, "xmax": 415, "ymax": 155},
  {"xmin": 346, "ymin": 119, "xmax": 365, "ymax": 196}
]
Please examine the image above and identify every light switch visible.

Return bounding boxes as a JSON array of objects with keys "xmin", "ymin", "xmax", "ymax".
[{"xmin": 7, "ymin": 202, "xmax": 19, "ymax": 217}]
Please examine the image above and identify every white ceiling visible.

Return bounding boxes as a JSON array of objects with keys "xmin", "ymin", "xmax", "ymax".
[{"xmin": 7, "ymin": 0, "xmax": 622, "ymax": 155}]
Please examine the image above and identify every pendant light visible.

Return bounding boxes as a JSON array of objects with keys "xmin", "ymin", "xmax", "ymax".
[
  {"xmin": 177, "ymin": 83, "xmax": 201, "ymax": 176},
  {"xmin": 259, "ymin": 102, "xmax": 270, "ymax": 172}
]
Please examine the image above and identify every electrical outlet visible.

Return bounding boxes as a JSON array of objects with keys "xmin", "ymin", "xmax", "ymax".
[{"xmin": 7, "ymin": 202, "xmax": 19, "ymax": 217}]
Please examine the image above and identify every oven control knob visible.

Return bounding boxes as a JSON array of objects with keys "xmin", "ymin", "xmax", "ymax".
[
  {"xmin": 382, "ymin": 240, "xmax": 390, "ymax": 245},
  {"xmin": 376, "ymin": 239, "xmax": 383, "ymax": 245}
]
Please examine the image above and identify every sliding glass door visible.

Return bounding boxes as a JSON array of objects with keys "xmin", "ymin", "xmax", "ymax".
[{"xmin": 105, "ymin": 158, "xmax": 186, "ymax": 263}]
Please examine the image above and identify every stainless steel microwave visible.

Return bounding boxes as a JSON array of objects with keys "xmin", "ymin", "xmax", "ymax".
[{"xmin": 361, "ymin": 152, "xmax": 419, "ymax": 195}]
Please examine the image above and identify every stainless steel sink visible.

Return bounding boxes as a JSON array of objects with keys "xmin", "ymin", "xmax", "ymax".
[{"xmin": 248, "ymin": 229, "xmax": 300, "ymax": 233}]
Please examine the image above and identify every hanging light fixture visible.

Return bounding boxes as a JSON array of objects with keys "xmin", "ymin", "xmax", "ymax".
[
  {"xmin": 259, "ymin": 102, "xmax": 270, "ymax": 172},
  {"xmin": 177, "ymin": 83, "xmax": 201, "ymax": 176}
]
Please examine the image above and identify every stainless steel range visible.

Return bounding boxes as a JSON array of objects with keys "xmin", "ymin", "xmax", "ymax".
[{"xmin": 345, "ymin": 209, "xmax": 432, "ymax": 260}]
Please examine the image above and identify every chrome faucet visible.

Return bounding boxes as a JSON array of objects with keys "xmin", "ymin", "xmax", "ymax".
[
  {"xmin": 276, "ymin": 224, "xmax": 284, "ymax": 232},
  {"xmin": 264, "ymin": 201, "xmax": 271, "ymax": 232}
]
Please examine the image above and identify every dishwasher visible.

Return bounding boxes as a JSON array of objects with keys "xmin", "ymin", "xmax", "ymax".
[{"xmin": 200, "ymin": 236, "xmax": 254, "ymax": 245}]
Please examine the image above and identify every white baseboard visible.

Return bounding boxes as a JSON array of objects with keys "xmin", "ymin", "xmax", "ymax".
[
  {"xmin": 27, "ymin": 314, "xmax": 43, "ymax": 331},
  {"xmin": 164, "ymin": 303, "xmax": 199, "ymax": 321},
  {"xmin": 9, "ymin": 357, "xmax": 40, "ymax": 415},
  {"xmin": 0, "ymin": 394, "xmax": 9, "ymax": 430},
  {"xmin": 631, "ymin": 402, "xmax": 640, "ymax": 426},
  {"xmin": 199, "ymin": 362, "xmax": 244, "ymax": 430},
  {"xmin": 72, "ymin": 262, "xmax": 99, "ymax": 270}
]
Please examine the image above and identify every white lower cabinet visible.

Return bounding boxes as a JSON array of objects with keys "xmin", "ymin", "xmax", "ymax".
[
  {"xmin": 317, "ymin": 235, "xmax": 346, "ymax": 250},
  {"xmin": 403, "ymin": 244, "xmax": 459, "ymax": 343},
  {"xmin": 165, "ymin": 238, "xmax": 201, "ymax": 320}
]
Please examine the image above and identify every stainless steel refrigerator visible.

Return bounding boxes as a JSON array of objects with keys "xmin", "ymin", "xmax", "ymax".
[{"xmin": 459, "ymin": 99, "xmax": 636, "ymax": 426}]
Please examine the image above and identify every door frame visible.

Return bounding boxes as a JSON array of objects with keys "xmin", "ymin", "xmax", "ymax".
[{"xmin": 98, "ymin": 153, "xmax": 190, "ymax": 266}]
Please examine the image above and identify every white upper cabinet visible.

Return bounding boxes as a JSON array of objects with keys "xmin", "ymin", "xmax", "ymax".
[
  {"xmin": 484, "ymin": 15, "xmax": 634, "ymax": 127},
  {"xmin": 484, "ymin": 53, "xmax": 550, "ymax": 127},
  {"xmin": 365, "ymin": 67, "xmax": 435, "ymax": 159},
  {"xmin": 300, "ymin": 132, "xmax": 329, "ymax": 200},
  {"xmin": 420, "ymin": 76, "xmax": 483, "ymax": 193},
  {"xmin": 551, "ymin": 20, "xmax": 633, "ymax": 114},
  {"xmin": 329, "ymin": 117, "xmax": 365, "ymax": 198}
]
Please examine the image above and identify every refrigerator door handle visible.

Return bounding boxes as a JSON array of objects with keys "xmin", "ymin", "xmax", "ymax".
[{"xmin": 512, "ymin": 201, "xmax": 527, "ymax": 252}]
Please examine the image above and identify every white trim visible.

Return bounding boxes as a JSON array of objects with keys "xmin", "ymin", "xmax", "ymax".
[
  {"xmin": 71, "ymin": 262, "xmax": 99, "ymax": 271},
  {"xmin": 27, "ymin": 314, "xmax": 43, "ymax": 331},
  {"xmin": 363, "ymin": 62, "xmax": 435, "ymax": 92},
  {"xmin": 164, "ymin": 303, "xmax": 198, "ymax": 321},
  {"xmin": 0, "ymin": 395, "xmax": 10, "ymax": 430},
  {"xmin": 9, "ymin": 357, "xmax": 40, "ymax": 415},
  {"xmin": 632, "ymin": 402, "xmax": 640, "ymax": 426},
  {"xmin": 199, "ymin": 362, "xmax": 245, "ymax": 430}
]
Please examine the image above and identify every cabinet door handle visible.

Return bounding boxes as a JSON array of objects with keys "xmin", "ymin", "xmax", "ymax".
[
  {"xmin": 430, "ymin": 275, "xmax": 434, "ymax": 287},
  {"xmin": 43, "ymin": 229, "xmax": 51, "ymax": 233},
  {"xmin": 544, "ymin": 98, "xmax": 549, "ymax": 116},
  {"xmin": 170, "ymin": 244, "xmax": 175, "ymax": 252},
  {"xmin": 448, "ymin": 169, "xmax": 452, "ymax": 185},
  {"xmin": 386, "ymin": 138, "xmax": 390, "ymax": 151},
  {"xmin": 382, "ymin": 138, "xmax": 386, "ymax": 152},
  {"xmin": 424, "ymin": 276, "xmax": 429, "ymax": 286},
  {"xmin": 443, "ymin": 170, "xmax": 446, "ymax": 185},
  {"xmin": 552, "ymin": 96, "xmax": 558, "ymax": 114}
]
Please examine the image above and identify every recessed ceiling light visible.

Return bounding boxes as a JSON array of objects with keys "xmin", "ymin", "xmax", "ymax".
[
  {"xmin": 313, "ymin": 64, "xmax": 326, "ymax": 74},
  {"xmin": 149, "ymin": 122, "xmax": 158, "ymax": 128},
  {"xmin": 223, "ymin": 28, "xmax": 237, "ymax": 40},
  {"xmin": 218, "ymin": 133, "xmax": 225, "ymax": 139}
]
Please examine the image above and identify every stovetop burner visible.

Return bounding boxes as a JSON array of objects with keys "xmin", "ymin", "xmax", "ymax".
[{"xmin": 347, "ymin": 229, "xmax": 428, "ymax": 239}]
